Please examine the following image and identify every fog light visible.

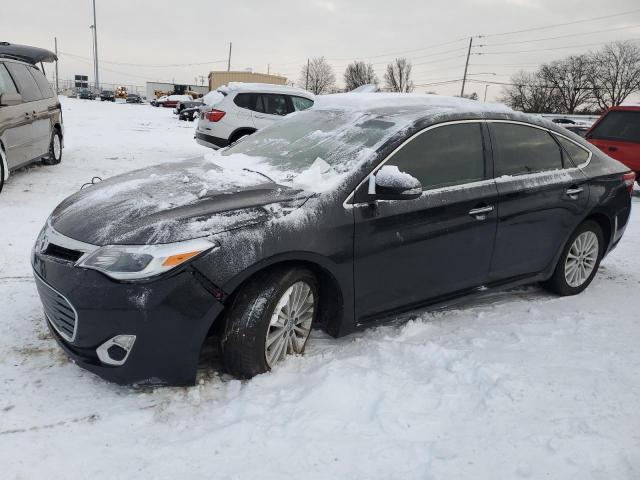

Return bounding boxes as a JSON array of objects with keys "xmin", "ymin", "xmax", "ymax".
[{"xmin": 97, "ymin": 335, "xmax": 136, "ymax": 366}]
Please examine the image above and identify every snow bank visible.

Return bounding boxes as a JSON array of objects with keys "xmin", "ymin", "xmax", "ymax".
[{"xmin": 1, "ymin": 98, "xmax": 639, "ymax": 480}]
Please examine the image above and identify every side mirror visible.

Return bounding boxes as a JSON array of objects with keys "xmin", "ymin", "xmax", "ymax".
[
  {"xmin": 0, "ymin": 92, "xmax": 22, "ymax": 107},
  {"xmin": 369, "ymin": 165, "xmax": 422, "ymax": 201}
]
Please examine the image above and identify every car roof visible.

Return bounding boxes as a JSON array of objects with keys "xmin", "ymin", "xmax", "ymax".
[
  {"xmin": 0, "ymin": 42, "xmax": 57, "ymax": 64},
  {"xmin": 313, "ymin": 92, "xmax": 513, "ymax": 117},
  {"xmin": 218, "ymin": 82, "xmax": 314, "ymax": 99}
]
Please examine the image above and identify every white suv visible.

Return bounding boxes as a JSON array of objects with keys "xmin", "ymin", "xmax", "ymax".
[{"xmin": 195, "ymin": 83, "xmax": 314, "ymax": 149}]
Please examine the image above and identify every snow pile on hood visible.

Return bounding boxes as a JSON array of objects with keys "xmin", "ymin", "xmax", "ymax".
[{"xmin": 49, "ymin": 157, "xmax": 307, "ymax": 245}]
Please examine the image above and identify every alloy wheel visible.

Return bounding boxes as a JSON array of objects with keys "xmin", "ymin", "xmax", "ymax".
[
  {"xmin": 564, "ymin": 231, "xmax": 599, "ymax": 287},
  {"xmin": 265, "ymin": 281, "xmax": 314, "ymax": 367}
]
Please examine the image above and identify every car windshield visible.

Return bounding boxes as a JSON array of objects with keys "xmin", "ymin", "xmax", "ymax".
[
  {"xmin": 216, "ymin": 108, "xmax": 411, "ymax": 192},
  {"xmin": 589, "ymin": 110, "xmax": 640, "ymax": 144}
]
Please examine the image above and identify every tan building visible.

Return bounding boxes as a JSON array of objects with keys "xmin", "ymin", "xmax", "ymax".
[{"xmin": 208, "ymin": 71, "xmax": 287, "ymax": 91}]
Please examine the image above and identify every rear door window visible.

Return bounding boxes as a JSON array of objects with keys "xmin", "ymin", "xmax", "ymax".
[
  {"xmin": 291, "ymin": 96, "xmax": 313, "ymax": 111},
  {"xmin": 384, "ymin": 122, "xmax": 486, "ymax": 191},
  {"xmin": 491, "ymin": 123, "xmax": 563, "ymax": 177},
  {"xmin": 29, "ymin": 67, "xmax": 54, "ymax": 98},
  {"xmin": 0, "ymin": 63, "xmax": 18, "ymax": 96},
  {"xmin": 255, "ymin": 94, "xmax": 288, "ymax": 116},
  {"xmin": 233, "ymin": 93, "xmax": 253, "ymax": 109},
  {"xmin": 588, "ymin": 110, "xmax": 640, "ymax": 144},
  {"xmin": 5, "ymin": 63, "xmax": 43, "ymax": 102}
]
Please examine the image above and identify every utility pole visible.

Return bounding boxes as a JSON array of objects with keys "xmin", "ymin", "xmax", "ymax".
[
  {"xmin": 460, "ymin": 36, "xmax": 473, "ymax": 98},
  {"xmin": 54, "ymin": 37, "xmax": 59, "ymax": 94},
  {"xmin": 305, "ymin": 58, "xmax": 310, "ymax": 91},
  {"xmin": 91, "ymin": 0, "xmax": 99, "ymax": 90},
  {"xmin": 267, "ymin": 64, "xmax": 270, "ymax": 75},
  {"xmin": 483, "ymin": 84, "xmax": 489, "ymax": 102},
  {"xmin": 227, "ymin": 42, "xmax": 232, "ymax": 72}
]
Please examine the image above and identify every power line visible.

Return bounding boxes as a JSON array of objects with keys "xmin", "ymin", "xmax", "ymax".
[
  {"xmin": 478, "ymin": 8, "xmax": 640, "ymax": 38},
  {"xmin": 476, "ymin": 37, "xmax": 640, "ymax": 55},
  {"xmin": 269, "ymin": 37, "xmax": 469, "ymax": 67},
  {"xmin": 479, "ymin": 23, "xmax": 640, "ymax": 47}
]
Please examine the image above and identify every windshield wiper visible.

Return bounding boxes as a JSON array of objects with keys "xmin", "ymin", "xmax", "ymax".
[{"xmin": 242, "ymin": 168, "xmax": 277, "ymax": 184}]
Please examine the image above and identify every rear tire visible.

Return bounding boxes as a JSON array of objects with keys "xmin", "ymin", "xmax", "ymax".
[
  {"xmin": 541, "ymin": 221, "xmax": 604, "ymax": 296},
  {"xmin": 42, "ymin": 128, "xmax": 62, "ymax": 166},
  {"xmin": 221, "ymin": 267, "xmax": 318, "ymax": 379}
]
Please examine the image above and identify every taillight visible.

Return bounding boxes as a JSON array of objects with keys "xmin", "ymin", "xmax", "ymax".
[
  {"xmin": 206, "ymin": 109, "xmax": 226, "ymax": 122},
  {"xmin": 623, "ymin": 171, "xmax": 636, "ymax": 194}
]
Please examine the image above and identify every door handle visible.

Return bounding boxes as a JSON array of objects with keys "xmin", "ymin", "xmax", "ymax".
[
  {"xmin": 469, "ymin": 205, "xmax": 494, "ymax": 220},
  {"xmin": 565, "ymin": 187, "xmax": 583, "ymax": 198},
  {"xmin": 608, "ymin": 146, "xmax": 618, "ymax": 152}
]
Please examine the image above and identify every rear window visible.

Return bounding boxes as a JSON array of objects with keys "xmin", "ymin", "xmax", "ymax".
[
  {"xmin": 233, "ymin": 93, "xmax": 252, "ymax": 109},
  {"xmin": 29, "ymin": 67, "xmax": 54, "ymax": 98},
  {"xmin": 0, "ymin": 63, "xmax": 18, "ymax": 96},
  {"xmin": 291, "ymin": 96, "xmax": 313, "ymax": 111},
  {"xmin": 554, "ymin": 135, "xmax": 590, "ymax": 166},
  {"xmin": 589, "ymin": 110, "xmax": 640, "ymax": 144},
  {"xmin": 5, "ymin": 62, "xmax": 43, "ymax": 102}
]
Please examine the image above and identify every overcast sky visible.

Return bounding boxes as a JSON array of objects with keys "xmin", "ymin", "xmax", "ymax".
[{"xmin": 2, "ymin": 0, "xmax": 640, "ymax": 101}]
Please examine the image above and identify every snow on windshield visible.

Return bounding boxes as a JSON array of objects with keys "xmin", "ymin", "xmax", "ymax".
[
  {"xmin": 214, "ymin": 108, "xmax": 417, "ymax": 193},
  {"xmin": 212, "ymin": 93, "xmax": 512, "ymax": 194}
]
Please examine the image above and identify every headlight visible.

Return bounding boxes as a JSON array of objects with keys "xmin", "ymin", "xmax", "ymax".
[{"xmin": 78, "ymin": 238, "xmax": 218, "ymax": 280}]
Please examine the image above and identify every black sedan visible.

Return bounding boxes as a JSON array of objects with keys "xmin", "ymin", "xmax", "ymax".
[
  {"xmin": 100, "ymin": 90, "xmax": 115, "ymax": 102},
  {"xmin": 32, "ymin": 95, "xmax": 634, "ymax": 385},
  {"xmin": 126, "ymin": 93, "xmax": 143, "ymax": 104}
]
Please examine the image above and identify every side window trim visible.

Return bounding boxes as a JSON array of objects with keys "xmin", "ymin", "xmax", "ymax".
[{"xmin": 345, "ymin": 120, "xmax": 494, "ymax": 207}]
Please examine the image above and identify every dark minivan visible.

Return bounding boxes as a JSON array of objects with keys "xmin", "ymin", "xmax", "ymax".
[
  {"xmin": 0, "ymin": 43, "xmax": 63, "ymax": 193},
  {"xmin": 32, "ymin": 95, "xmax": 634, "ymax": 385}
]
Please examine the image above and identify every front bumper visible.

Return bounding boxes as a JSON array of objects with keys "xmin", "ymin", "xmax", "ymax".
[{"xmin": 32, "ymin": 250, "xmax": 224, "ymax": 386}]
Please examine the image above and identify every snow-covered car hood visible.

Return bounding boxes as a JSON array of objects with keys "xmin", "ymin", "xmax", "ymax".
[{"xmin": 49, "ymin": 157, "xmax": 310, "ymax": 246}]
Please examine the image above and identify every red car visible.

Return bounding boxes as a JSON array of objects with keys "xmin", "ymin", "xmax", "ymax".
[{"xmin": 586, "ymin": 106, "xmax": 640, "ymax": 185}]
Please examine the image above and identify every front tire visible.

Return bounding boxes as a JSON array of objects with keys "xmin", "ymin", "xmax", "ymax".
[
  {"xmin": 221, "ymin": 267, "xmax": 318, "ymax": 379},
  {"xmin": 0, "ymin": 148, "xmax": 5, "ymax": 194},
  {"xmin": 542, "ymin": 221, "xmax": 604, "ymax": 296},
  {"xmin": 42, "ymin": 129, "xmax": 62, "ymax": 166}
]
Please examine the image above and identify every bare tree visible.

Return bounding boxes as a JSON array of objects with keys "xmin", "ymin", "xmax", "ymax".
[
  {"xmin": 343, "ymin": 61, "xmax": 378, "ymax": 91},
  {"xmin": 299, "ymin": 57, "xmax": 336, "ymax": 95},
  {"xmin": 539, "ymin": 55, "xmax": 593, "ymax": 113},
  {"xmin": 501, "ymin": 70, "xmax": 561, "ymax": 113},
  {"xmin": 587, "ymin": 41, "xmax": 640, "ymax": 111},
  {"xmin": 384, "ymin": 58, "xmax": 414, "ymax": 93}
]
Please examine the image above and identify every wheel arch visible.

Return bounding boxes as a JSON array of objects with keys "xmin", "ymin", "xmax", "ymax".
[
  {"xmin": 583, "ymin": 211, "xmax": 613, "ymax": 253},
  {"xmin": 228, "ymin": 127, "xmax": 257, "ymax": 144},
  {"xmin": 221, "ymin": 253, "xmax": 347, "ymax": 338}
]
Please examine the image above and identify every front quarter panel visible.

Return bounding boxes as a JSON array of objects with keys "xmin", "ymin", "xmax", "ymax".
[{"xmin": 192, "ymin": 194, "xmax": 356, "ymax": 336}]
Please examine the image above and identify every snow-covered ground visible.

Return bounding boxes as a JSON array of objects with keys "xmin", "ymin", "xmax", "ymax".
[{"xmin": 1, "ymin": 98, "xmax": 639, "ymax": 479}]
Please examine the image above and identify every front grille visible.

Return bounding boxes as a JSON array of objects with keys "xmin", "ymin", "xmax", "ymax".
[
  {"xmin": 34, "ymin": 273, "xmax": 78, "ymax": 342},
  {"xmin": 44, "ymin": 243, "xmax": 83, "ymax": 263}
]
